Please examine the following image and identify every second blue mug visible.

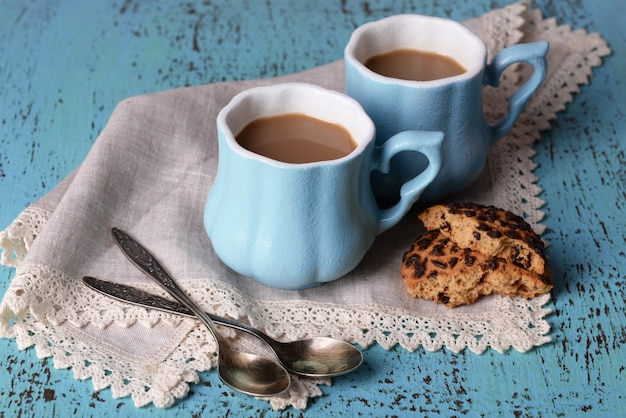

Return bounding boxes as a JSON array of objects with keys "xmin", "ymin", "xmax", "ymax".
[{"xmin": 345, "ymin": 14, "xmax": 549, "ymax": 203}]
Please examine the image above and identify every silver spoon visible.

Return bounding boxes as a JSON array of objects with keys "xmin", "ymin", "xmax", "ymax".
[
  {"xmin": 110, "ymin": 227, "xmax": 290, "ymax": 397},
  {"xmin": 82, "ymin": 275, "xmax": 364, "ymax": 377}
]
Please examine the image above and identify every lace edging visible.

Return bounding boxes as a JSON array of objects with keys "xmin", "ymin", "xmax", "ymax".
[
  {"xmin": 0, "ymin": 264, "xmax": 331, "ymax": 410},
  {"xmin": 483, "ymin": 5, "xmax": 611, "ymax": 232},
  {"xmin": 164, "ymin": 276, "xmax": 554, "ymax": 355},
  {"xmin": 0, "ymin": 262, "xmax": 551, "ymax": 409},
  {"xmin": 2, "ymin": 264, "xmax": 553, "ymax": 355},
  {"xmin": 0, "ymin": 307, "xmax": 199, "ymax": 408},
  {"xmin": 0, "ymin": 206, "xmax": 51, "ymax": 268}
]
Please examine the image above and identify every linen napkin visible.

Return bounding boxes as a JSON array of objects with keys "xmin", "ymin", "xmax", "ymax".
[{"xmin": 0, "ymin": 2, "xmax": 611, "ymax": 410}]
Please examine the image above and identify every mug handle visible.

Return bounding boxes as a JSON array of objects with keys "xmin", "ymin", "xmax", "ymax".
[
  {"xmin": 373, "ymin": 130, "xmax": 444, "ymax": 234},
  {"xmin": 484, "ymin": 41, "xmax": 549, "ymax": 142}
]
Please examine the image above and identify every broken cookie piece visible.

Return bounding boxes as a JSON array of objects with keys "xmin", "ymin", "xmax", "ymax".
[
  {"xmin": 401, "ymin": 203, "xmax": 553, "ymax": 308},
  {"xmin": 419, "ymin": 202, "xmax": 549, "ymax": 277}
]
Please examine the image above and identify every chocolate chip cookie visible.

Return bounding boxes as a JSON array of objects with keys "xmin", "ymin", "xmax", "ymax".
[{"xmin": 401, "ymin": 203, "xmax": 553, "ymax": 308}]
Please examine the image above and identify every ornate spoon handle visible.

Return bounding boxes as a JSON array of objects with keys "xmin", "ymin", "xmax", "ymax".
[{"xmin": 110, "ymin": 227, "xmax": 225, "ymax": 344}]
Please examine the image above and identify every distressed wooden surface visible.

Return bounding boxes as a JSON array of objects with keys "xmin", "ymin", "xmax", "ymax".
[{"xmin": 0, "ymin": 0, "xmax": 624, "ymax": 416}]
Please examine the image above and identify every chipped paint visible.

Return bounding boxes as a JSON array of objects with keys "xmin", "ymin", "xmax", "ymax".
[{"xmin": 0, "ymin": 0, "xmax": 624, "ymax": 416}]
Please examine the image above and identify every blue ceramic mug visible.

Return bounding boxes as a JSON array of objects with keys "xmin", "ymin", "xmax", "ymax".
[
  {"xmin": 204, "ymin": 83, "xmax": 444, "ymax": 289},
  {"xmin": 345, "ymin": 14, "xmax": 549, "ymax": 203}
]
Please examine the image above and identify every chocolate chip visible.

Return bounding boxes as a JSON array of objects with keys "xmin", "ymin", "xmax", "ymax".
[
  {"xmin": 437, "ymin": 293, "xmax": 450, "ymax": 304},
  {"xmin": 505, "ymin": 229, "xmax": 521, "ymax": 240},
  {"xmin": 404, "ymin": 253, "xmax": 418, "ymax": 267},
  {"xmin": 505, "ymin": 210, "xmax": 523, "ymax": 223},
  {"xmin": 464, "ymin": 254, "xmax": 476, "ymax": 266},
  {"xmin": 431, "ymin": 260, "xmax": 448, "ymax": 269},
  {"xmin": 432, "ymin": 245, "xmax": 445, "ymax": 256},
  {"xmin": 417, "ymin": 236, "xmax": 432, "ymax": 250},
  {"xmin": 527, "ymin": 237, "xmax": 545, "ymax": 255},
  {"xmin": 477, "ymin": 223, "xmax": 491, "ymax": 231},
  {"xmin": 488, "ymin": 230, "xmax": 503, "ymax": 238},
  {"xmin": 482, "ymin": 258, "xmax": 499, "ymax": 271},
  {"xmin": 483, "ymin": 257, "xmax": 505, "ymax": 270},
  {"xmin": 473, "ymin": 231, "xmax": 481, "ymax": 240},
  {"xmin": 405, "ymin": 254, "xmax": 427, "ymax": 278},
  {"xmin": 448, "ymin": 257, "xmax": 459, "ymax": 268},
  {"xmin": 428, "ymin": 270, "xmax": 438, "ymax": 279},
  {"xmin": 484, "ymin": 208, "xmax": 498, "ymax": 222}
]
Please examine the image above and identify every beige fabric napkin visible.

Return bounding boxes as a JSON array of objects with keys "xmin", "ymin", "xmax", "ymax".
[{"xmin": 0, "ymin": 2, "xmax": 611, "ymax": 410}]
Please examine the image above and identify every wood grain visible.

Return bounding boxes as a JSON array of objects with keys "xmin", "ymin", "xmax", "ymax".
[{"xmin": 1, "ymin": 0, "xmax": 624, "ymax": 416}]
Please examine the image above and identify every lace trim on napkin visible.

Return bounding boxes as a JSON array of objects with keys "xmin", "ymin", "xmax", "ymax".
[
  {"xmin": 6, "ymin": 262, "xmax": 551, "ymax": 353},
  {"xmin": 0, "ymin": 206, "xmax": 50, "ymax": 268},
  {"xmin": 486, "ymin": 7, "xmax": 612, "ymax": 230},
  {"xmin": 0, "ymin": 262, "xmax": 549, "ymax": 409},
  {"xmin": 0, "ymin": 263, "xmax": 330, "ymax": 409},
  {"xmin": 0, "ymin": 2, "xmax": 612, "ymax": 411}
]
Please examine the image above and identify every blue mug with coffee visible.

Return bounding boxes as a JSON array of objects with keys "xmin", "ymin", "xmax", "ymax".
[
  {"xmin": 345, "ymin": 14, "xmax": 548, "ymax": 203},
  {"xmin": 204, "ymin": 83, "xmax": 444, "ymax": 289}
]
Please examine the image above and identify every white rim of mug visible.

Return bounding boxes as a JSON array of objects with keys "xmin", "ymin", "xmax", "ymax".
[
  {"xmin": 217, "ymin": 82, "xmax": 376, "ymax": 167},
  {"xmin": 344, "ymin": 14, "xmax": 487, "ymax": 87}
]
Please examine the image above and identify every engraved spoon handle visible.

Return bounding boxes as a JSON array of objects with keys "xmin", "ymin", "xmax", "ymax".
[
  {"xmin": 81, "ymin": 275, "xmax": 273, "ymax": 344},
  {"xmin": 110, "ymin": 227, "xmax": 226, "ymax": 346}
]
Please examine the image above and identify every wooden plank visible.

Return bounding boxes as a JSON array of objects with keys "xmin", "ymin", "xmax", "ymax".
[{"xmin": 0, "ymin": 0, "xmax": 623, "ymax": 415}]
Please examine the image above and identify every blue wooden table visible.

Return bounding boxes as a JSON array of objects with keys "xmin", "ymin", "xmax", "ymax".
[{"xmin": 1, "ymin": 0, "xmax": 624, "ymax": 416}]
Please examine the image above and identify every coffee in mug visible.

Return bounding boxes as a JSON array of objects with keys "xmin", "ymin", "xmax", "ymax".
[
  {"xmin": 205, "ymin": 83, "xmax": 444, "ymax": 289},
  {"xmin": 235, "ymin": 113, "xmax": 357, "ymax": 164},
  {"xmin": 364, "ymin": 49, "xmax": 467, "ymax": 82},
  {"xmin": 344, "ymin": 14, "xmax": 548, "ymax": 203}
]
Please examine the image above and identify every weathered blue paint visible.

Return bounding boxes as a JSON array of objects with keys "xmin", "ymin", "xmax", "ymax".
[{"xmin": 1, "ymin": 0, "xmax": 624, "ymax": 416}]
